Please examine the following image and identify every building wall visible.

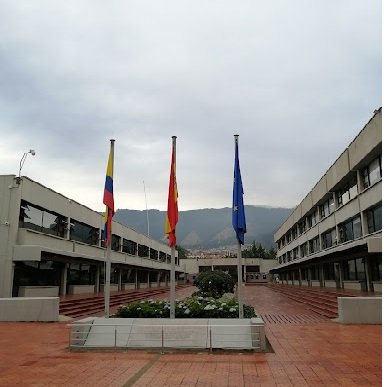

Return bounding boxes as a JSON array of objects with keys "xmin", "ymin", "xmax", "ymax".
[
  {"xmin": 273, "ymin": 108, "xmax": 382, "ymax": 292},
  {"xmin": 0, "ymin": 175, "xmax": 178, "ymax": 297}
]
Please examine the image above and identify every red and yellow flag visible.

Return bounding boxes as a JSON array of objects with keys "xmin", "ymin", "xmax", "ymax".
[{"xmin": 165, "ymin": 138, "xmax": 178, "ymax": 247}]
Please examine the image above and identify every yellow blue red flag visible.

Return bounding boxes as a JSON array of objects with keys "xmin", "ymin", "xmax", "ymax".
[{"xmin": 103, "ymin": 141, "xmax": 115, "ymax": 247}]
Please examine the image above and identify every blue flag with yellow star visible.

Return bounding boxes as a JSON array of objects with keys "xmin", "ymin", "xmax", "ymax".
[{"xmin": 232, "ymin": 136, "xmax": 246, "ymax": 244}]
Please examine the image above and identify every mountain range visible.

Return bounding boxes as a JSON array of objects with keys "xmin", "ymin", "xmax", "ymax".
[{"xmin": 114, "ymin": 206, "xmax": 293, "ymax": 249}]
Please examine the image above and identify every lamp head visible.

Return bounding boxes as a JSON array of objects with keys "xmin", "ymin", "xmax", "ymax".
[{"xmin": 30, "ymin": 150, "xmax": 36, "ymax": 156}]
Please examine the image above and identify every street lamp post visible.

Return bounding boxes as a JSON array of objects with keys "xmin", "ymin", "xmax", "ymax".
[{"xmin": 17, "ymin": 149, "xmax": 36, "ymax": 184}]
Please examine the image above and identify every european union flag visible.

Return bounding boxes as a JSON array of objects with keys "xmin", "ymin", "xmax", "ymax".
[{"xmin": 232, "ymin": 135, "xmax": 246, "ymax": 244}]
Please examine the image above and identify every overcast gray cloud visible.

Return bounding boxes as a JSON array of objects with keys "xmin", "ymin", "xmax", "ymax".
[{"xmin": 0, "ymin": 0, "xmax": 381, "ymax": 212}]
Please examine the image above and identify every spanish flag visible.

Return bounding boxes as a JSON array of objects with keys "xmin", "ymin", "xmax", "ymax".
[
  {"xmin": 103, "ymin": 140, "xmax": 115, "ymax": 247},
  {"xmin": 165, "ymin": 137, "xmax": 178, "ymax": 247}
]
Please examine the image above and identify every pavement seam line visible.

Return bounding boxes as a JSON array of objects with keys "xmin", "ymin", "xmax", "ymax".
[{"xmin": 122, "ymin": 353, "xmax": 162, "ymax": 387}]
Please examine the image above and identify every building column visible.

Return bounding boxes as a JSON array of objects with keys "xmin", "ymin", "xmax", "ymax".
[
  {"xmin": 298, "ymin": 267, "xmax": 302, "ymax": 286},
  {"xmin": 118, "ymin": 267, "xmax": 122, "ymax": 291},
  {"xmin": 320, "ymin": 264, "xmax": 325, "ymax": 287},
  {"xmin": 134, "ymin": 269, "xmax": 138, "ymax": 289},
  {"xmin": 60, "ymin": 263, "xmax": 68, "ymax": 296},
  {"xmin": 147, "ymin": 271, "xmax": 150, "ymax": 288},
  {"xmin": 157, "ymin": 271, "xmax": 161, "ymax": 288},
  {"xmin": 364, "ymin": 256, "xmax": 372, "ymax": 292},
  {"xmin": 95, "ymin": 266, "xmax": 100, "ymax": 293}
]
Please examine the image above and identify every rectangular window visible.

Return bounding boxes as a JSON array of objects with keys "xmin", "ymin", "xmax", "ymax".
[
  {"xmin": 122, "ymin": 239, "xmax": 137, "ymax": 255},
  {"xmin": 367, "ymin": 205, "xmax": 382, "ymax": 233},
  {"xmin": 369, "ymin": 158, "xmax": 381, "ymax": 185},
  {"xmin": 339, "ymin": 215, "xmax": 361, "ymax": 243},
  {"xmin": 19, "ymin": 200, "xmax": 67, "ymax": 238},
  {"xmin": 111, "ymin": 234, "xmax": 121, "ymax": 252},
  {"xmin": 70, "ymin": 220, "xmax": 99, "ymax": 245},
  {"xmin": 362, "ymin": 157, "xmax": 382, "ymax": 188}
]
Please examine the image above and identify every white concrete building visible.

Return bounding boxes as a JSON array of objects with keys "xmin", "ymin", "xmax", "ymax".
[
  {"xmin": 180, "ymin": 257, "xmax": 277, "ymax": 283},
  {"xmin": 0, "ymin": 175, "xmax": 179, "ymax": 298},
  {"xmin": 272, "ymin": 108, "xmax": 382, "ymax": 293}
]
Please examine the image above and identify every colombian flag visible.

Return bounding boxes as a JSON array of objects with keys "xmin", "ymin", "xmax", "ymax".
[
  {"xmin": 103, "ymin": 141, "xmax": 115, "ymax": 247},
  {"xmin": 165, "ymin": 139, "xmax": 178, "ymax": 247}
]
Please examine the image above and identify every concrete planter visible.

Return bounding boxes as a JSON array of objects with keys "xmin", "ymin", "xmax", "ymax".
[
  {"xmin": 100, "ymin": 284, "xmax": 119, "ymax": 292},
  {"xmin": 18, "ymin": 286, "xmax": 59, "ymax": 297},
  {"xmin": 121, "ymin": 283, "xmax": 136, "ymax": 290},
  {"xmin": 372, "ymin": 282, "xmax": 382, "ymax": 293},
  {"xmin": 68, "ymin": 285, "xmax": 95, "ymax": 295},
  {"xmin": 324, "ymin": 280, "xmax": 337, "ymax": 288},
  {"xmin": 343, "ymin": 281, "xmax": 363, "ymax": 291}
]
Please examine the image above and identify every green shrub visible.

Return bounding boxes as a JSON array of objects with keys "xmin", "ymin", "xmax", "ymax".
[
  {"xmin": 193, "ymin": 270, "xmax": 235, "ymax": 298},
  {"xmin": 114, "ymin": 296, "xmax": 256, "ymax": 319}
]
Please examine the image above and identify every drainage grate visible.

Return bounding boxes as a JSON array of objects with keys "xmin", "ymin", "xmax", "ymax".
[{"xmin": 260, "ymin": 314, "xmax": 328, "ymax": 324}]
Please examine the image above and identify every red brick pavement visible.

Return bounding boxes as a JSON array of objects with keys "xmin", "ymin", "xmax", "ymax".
[{"xmin": 0, "ymin": 285, "xmax": 381, "ymax": 386}]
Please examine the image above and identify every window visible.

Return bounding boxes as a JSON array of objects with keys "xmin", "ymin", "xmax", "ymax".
[
  {"xmin": 321, "ymin": 228, "xmax": 337, "ymax": 249},
  {"xmin": 298, "ymin": 219, "xmax": 307, "ymax": 235},
  {"xmin": 138, "ymin": 244, "xmax": 149, "ymax": 257},
  {"xmin": 122, "ymin": 239, "xmax": 137, "ymax": 255},
  {"xmin": 19, "ymin": 200, "xmax": 67, "ymax": 238},
  {"xmin": 307, "ymin": 211, "xmax": 318, "ymax": 228},
  {"xmin": 150, "ymin": 248, "xmax": 158, "ymax": 260},
  {"xmin": 159, "ymin": 251, "xmax": 167, "ymax": 262},
  {"xmin": 336, "ymin": 176, "xmax": 358, "ymax": 207},
  {"xmin": 70, "ymin": 220, "xmax": 99, "ymax": 245},
  {"xmin": 371, "ymin": 255, "xmax": 382, "ymax": 281},
  {"xmin": 323, "ymin": 263, "xmax": 335, "ymax": 280},
  {"xmin": 320, "ymin": 197, "xmax": 335, "ymax": 219},
  {"xmin": 362, "ymin": 157, "xmax": 382, "ymax": 188},
  {"xmin": 308, "ymin": 236, "xmax": 320, "ymax": 254},
  {"xmin": 111, "ymin": 234, "xmax": 121, "ymax": 252},
  {"xmin": 300, "ymin": 242, "xmax": 308, "ymax": 257},
  {"xmin": 367, "ymin": 205, "xmax": 382, "ymax": 233},
  {"xmin": 343, "ymin": 258, "xmax": 366, "ymax": 281},
  {"xmin": 338, "ymin": 215, "xmax": 362, "ymax": 243}
]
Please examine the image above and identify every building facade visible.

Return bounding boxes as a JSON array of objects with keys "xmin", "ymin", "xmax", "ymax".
[
  {"xmin": 272, "ymin": 108, "xmax": 382, "ymax": 293},
  {"xmin": 0, "ymin": 175, "xmax": 179, "ymax": 298},
  {"xmin": 180, "ymin": 257, "xmax": 277, "ymax": 283}
]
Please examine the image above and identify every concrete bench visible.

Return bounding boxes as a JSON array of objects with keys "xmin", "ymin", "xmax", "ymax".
[
  {"xmin": 336, "ymin": 297, "xmax": 381, "ymax": 324},
  {"xmin": 0, "ymin": 297, "xmax": 59, "ymax": 321}
]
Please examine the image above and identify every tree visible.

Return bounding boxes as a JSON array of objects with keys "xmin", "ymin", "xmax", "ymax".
[
  {"xmin": 176, "ymin": 245, "xmax": 189, "ymax": 259},
  {"xmin": 242, "ymin": 240, "xmax": 276, "ymax": 259}
]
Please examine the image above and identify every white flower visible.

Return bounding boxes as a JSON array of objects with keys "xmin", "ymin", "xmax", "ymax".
[
  {"xmin": 140, "ymin": 301, "xmax": 145, "ymax": 304},
  {"xmin": 137, "ymin": 307, "xmax": 142, "ymax": 310},
  {"xmin": 184, "ymin": 308, "xmax": 191, "ymax": 315},
  {"xmin": 221, "ymin": 303, "xmax": 226, "ymax": 307},
  {"xmin": 229, "ymin": 308, "xmax": 236, "ymax": 312},
  {"xmin": 219, "ymin": 307, "xmax": 223, "ymax": 311}
]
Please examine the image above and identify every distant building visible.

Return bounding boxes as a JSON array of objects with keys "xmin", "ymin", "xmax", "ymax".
[
  {"xmin": 0, "ymin": 175, "xmax": 179, "ymax": 298},
  {"xmin": 272, "ymin": 108, "xmax": 382, "ymax": 293},
  {"xmin": 180, "ymin": 256, "xmax": 277, "ymax": 283}
]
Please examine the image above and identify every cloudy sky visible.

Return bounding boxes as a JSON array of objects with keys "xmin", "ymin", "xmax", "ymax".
[{"xmin": 0, "ymin": 1, "xmax": 381, "ymax": 212}]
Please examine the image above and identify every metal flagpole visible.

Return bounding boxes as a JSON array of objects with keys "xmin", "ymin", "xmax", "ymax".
[
  {"xmin": 105, "ymin": 242, "xmax": 111, "ymax": 317},
  {"xmin": 237, "ymin": 240, "xmax": 244, "ymax": 318},
  {"xmin": 143, "ymin": 180, "xmax": 150, "ymax": 237},
  {"xmin": 170, "ymin": 245, "xmax": 176, "ymax": 318},
  {"xmin": 170, "ymin": 136, "xmax": 177, "ymax": 319}
]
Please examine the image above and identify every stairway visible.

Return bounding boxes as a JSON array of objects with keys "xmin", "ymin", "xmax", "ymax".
[
  {"xmin": 266, "ymin": 283, "xmax": 358, "ymax": 319},
  {"xmin": 60, "ymin": 285, "xmax": 189, "ymax": 318}
]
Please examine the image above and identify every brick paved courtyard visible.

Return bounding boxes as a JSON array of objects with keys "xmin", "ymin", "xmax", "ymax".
[{"xmin": 0, "ymin": 285, "xmax": 381, "ymax": 386}]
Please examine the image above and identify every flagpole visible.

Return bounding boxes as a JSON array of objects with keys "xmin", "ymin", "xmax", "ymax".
[
  {"xmin": 233, "ymin": 134, "xmax": 244, "ymax": 319},
  {"xmin": 105, "ymin": 242, "xmax": 111, "ymax": 318},
  {"xmin": 237, "ymin": 240, "xmax": 244, "ymax": 319},
  {"xmin": 170, "ymin": 135, "xmax": 177, "ymax": 319},
  {"xmin": 104, "ymin": 138, "xmax": 115, "ymax": 318}
]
